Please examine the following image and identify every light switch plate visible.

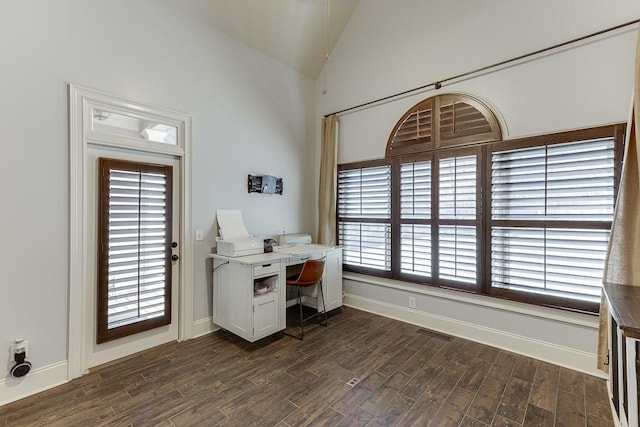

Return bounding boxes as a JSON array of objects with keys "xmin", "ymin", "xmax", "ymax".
[{"xmin": 195, "ymin": 229, "xmax": 204, "ymax": 241}]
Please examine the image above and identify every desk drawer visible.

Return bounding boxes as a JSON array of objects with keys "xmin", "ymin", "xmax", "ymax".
[
  {"xmin": 253, "ymin": 262, "xmax": 279, "ymax": 277},
  {"xmin": 288, "ymin": 251, "xmax": 323, "ymax": 265}
]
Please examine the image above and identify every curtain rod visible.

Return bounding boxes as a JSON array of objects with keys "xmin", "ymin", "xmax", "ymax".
[{"xmin": 324, "ymin": 17, "xmax": 640, "ymax": 118}]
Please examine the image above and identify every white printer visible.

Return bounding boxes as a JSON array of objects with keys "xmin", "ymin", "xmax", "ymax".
[
  {"xmin": 215, "ymin": 210, "xmax": 264, "ymax": 257},
  {"xmin": 215, "ymin": 236, "xmax": 264, "ymax": 257}
]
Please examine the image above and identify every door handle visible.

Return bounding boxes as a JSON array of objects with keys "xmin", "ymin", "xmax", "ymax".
[{"xmin": 171, "ymin": 254, "xmax": 179, "ymax": 261}]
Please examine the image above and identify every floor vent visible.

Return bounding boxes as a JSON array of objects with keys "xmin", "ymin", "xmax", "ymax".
[
  {"xmin": 347, "ymin": 378, "xmax": 360, "ymax": 387},
  {"xmin": 417, "ymin": 328, "xmax": 452, "ymax": 341}
]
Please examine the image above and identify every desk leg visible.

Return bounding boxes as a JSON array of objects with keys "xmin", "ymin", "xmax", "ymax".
[{"xmin": 626, "ymin": 336, "xmax": 638, "ymax": 427}]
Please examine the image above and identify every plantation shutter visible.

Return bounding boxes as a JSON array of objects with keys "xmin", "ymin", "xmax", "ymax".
[
  {"xmin": 438, "ymin": 154, "xmax": 477, "ymax": 284},
  {"xmin": 387, "ymin": 94, "xmax": 501, "ymax": 157},
  {"xmin": 338, "ymin": 164, "xmax": 391, "ymax": 271},
  {"xmin": 400, "ymin": 160, "xmax": 432, "ymax": 277},
  {"xmin": 491, "ymin": 137, "xmax": 615, "ymax": 304},
  {"xmin": 97, "ymin": 158, "xmax": 173, "ymax": 343}
]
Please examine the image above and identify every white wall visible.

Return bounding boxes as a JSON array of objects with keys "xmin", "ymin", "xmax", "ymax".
[
  {"xmin": 0, "ymin": 0, "xmax": 314, "ymax": 403},
  {"xmin": 316, "ymin": 0, "xmax": 640, "ymax": 375}
]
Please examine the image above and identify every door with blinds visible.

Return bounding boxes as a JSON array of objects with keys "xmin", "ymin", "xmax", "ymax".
[
  {"xmin": 85, "ymin": 148, "xmax": 180, "ymax": 369},
  {"xmin": 97, "ymin": 158, "xmax": 175, "ymax": 344}
]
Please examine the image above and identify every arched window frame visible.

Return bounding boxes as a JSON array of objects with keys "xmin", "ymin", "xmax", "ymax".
[{"xmin": 337, "ymin": 92, "xmax": 625, "ymax": 313}]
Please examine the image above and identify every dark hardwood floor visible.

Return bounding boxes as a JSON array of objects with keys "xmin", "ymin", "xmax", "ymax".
[{"xmin": 0, "ymin": 307, "xmax": 612, "ymax": 426}]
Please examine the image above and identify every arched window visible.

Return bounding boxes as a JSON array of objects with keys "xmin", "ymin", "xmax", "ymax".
[
  {"xmin": 338, "ymin": 93, "xmax": 624, "ymax": 313},
  {"xmin": 386, "ymin": 93, "xmax": 502, "ymax": 156}
]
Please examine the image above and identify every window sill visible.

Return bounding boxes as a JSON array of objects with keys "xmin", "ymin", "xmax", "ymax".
[{"xmin": 342, "ymin": 272, "xmax": 599, "ymax": 329}]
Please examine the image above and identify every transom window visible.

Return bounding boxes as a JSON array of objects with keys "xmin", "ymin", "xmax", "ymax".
[{"xmin": 337, "ymin": 93, "xmax": 624, "ymax": 313}]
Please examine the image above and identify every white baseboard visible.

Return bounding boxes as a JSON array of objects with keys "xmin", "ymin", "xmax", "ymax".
[
  {"xmin": 1, "ymin": 318, "xmax": 221, "ymax": 407},
  {"xmin": 0, "ymin": 361, "xmax": 68, "ymax": 406},
  {"xmin": 192, "ymin": 317, "xmax": 219, "ymax": 338},
  {"xmin": 344, "ymin": 294, "xmax": 605, "ymax": 378}
]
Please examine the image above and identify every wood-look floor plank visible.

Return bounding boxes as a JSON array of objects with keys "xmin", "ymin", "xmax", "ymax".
[
  {"xmin": 458, "ymin": 358, "xmax": 492, "ymax": 393},
  {"xmin": 375, "ymin": 346, "xmax": 417, "ymax": 377},
  {"xmin": 0, "ymin": 307, "xmax": 617, "ymax": 427},
  {"xmin": 513, "ymin": 356, "xmax": 538, "ymax": 383},
  {"xmin": 555, "ymin": 389, "xmax": 586, "ymax": 427},
  {"xmin": 586, "ymin": 414, "xmax": 615, "ymax": 427},
  {"xmin": 558, "ymin": 367, "xmax": 585, "ymax": 397},
  {"xmin": 284, "ymin": 378, "xmax": 351, "ymax": 426},
  {"xmin": 460, "ymin": 416, "xmax": 491, "ymax": 426},
  {"xmin": 493, "ymin": 414, "xmax": 523, "ymax": 426},
  {"xmin": 487, "ymin": 351, "xmax": 518, "ymax": 384},
  {"xmin": 466, "ymin": 377, "xmax": 507, "ymax": 425},
  {"xmin": 528, "ymin": 366, "xmax": 559, "ymax": 413},
  {"xmin": 398, "ymin": 342, "xmax": 442, "ymax": 377},
  {"xmin": 399, "ymin": 360, "xmax": 445, "ymax": 400},
  {"xmin": 428, "ymin": 386, "xmax": 475, "ymax": 427},
  {"xmin": 330, "ymin": 371, "xmax": 388, "ymax": 416},
  {"xmin": 397, "ymin": 362, "xmax": 467, "ymax": 426},
  {"xmin": 496, "ymin": 377, "xmax": 533, "ymax": 424},
  {"xmin": 453, "ymin": 340, "xmax": 484, "ymax": 366},
  {"xmin": 359, "ymin": 370, "xmax": 413, "ymax": 416},
  {"xmin": 335, "ymin": 406, "xmax": 375, "ymax": 426},
  {"xmin": 584, "ymin": 375, "xmax": 613, "ymax": 422},
  {"xmin": 522, "ymin": 404, "xmax": 555, "ymax": 427}
]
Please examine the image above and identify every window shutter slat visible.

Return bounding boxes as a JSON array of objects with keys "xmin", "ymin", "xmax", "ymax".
[
  {"xmin": 440, "ymin": 155, "xmax": 477, "ymax": 220},
  {"xmin": 492, "ymin": 137, "xmax": 615, "ymax": 221},
  {"xmin": 338, "ymin": 164, "xmax": 391, "ymax": 271},
  {"xmin": 491, "ymin": 136, "xmax": 615, "ymax": 304},
  {"xmin": 439, "ymin": 225, "xmax": 477, "ymax": 283},
  {"xmin": 105, "ymin": 167, "xmax": 169, "ymax": 331}
]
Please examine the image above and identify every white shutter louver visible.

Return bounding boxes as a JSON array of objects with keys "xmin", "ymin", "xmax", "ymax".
[
  {"xmin": 400, "ymin": 161, "xmax": 432, "ymax": 277},
  {"xmin": 491, "ymin": 137, "xmax": 615, "ymax": 303},
  {"xmin": 107, "ymin": 168, "xmax": 169, "ymax": 329},
  {"xmin": 438, "ymin": 154, "xmax": 477, "ymax": 283},
  {"xmin": 338, "ymin": 165, "xmax": 391, "ymax": 271},
  {"xmin": 440, "ymin": 155, "xmax": 477, "ymax": 220}
]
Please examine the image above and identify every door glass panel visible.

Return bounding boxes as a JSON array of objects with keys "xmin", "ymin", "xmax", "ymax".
[
  {"xmin": 92, "ymin": 108, "xmax": 178, "ymax": 145},
  {"xmin": 97, "ymin": 158, "xmax": 173, "ymax": 343}
]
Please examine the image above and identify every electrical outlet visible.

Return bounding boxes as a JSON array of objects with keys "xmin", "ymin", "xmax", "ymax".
[
  {"xmin": 10, "ymin": 339, "xmax": 28, "ymax": 356},
  {"xmin": 408, "ymin": 297, "xmax": 416, "ymax": 309}
]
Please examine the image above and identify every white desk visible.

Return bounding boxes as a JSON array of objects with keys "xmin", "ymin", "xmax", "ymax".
[{"xmin": 209, "ymin": 245, "xmax": 342, "ymax": 342}]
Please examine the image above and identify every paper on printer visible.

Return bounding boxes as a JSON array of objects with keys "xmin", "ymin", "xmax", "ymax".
[{"xmin": 215, "ymin": 210, "xmax": 263, "ymax": 257}]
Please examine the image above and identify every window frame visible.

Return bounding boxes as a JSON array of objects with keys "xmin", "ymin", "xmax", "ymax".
[
  {"xmin": 337, "ymin": 158, "xmax": 393, "ymax": 278},
  {"xmin": 484, "ymin": 124, "xmax": 625, "ymax": 312},
  {"xmin": 337, "ymin": 123, "xmax": 625, "ymax": 313}
]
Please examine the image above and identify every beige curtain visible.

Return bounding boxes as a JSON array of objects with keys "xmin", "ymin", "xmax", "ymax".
[
  {"xmin": 597, "ymin": 30, "xmax": 640, "ymax": 373},
  {"xmin": 317, "ymin": 115, "xmax": 339, "ymax": 246}
]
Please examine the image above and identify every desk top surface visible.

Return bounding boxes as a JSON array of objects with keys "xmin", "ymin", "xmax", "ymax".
[
  {"xmin": 604, "ymin": 282, "xmax": 640, "ymax": 340},
  {"xmin": 210, "ymin": 244, "xmax": 338, "ymax": 264}
]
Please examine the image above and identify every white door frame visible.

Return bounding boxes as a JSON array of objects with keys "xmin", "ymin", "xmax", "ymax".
[{"xmin": 68, "ymin": 84, "xmax": 194, "ymax": 379}]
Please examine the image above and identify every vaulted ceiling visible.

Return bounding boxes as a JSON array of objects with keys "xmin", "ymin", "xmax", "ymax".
[{"xmin": 172, "ymin": 0, "xmax": 360, "ymax": 79}]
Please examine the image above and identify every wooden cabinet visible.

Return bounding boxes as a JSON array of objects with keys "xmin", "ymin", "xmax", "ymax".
[
  {"xmin": 211, "ymin": 246, "xmax": 343, "ymax": 342},
  {"xmin": 322, "ymin": 247, "xmax": 343, "ymax": 312},
  {"xmin": 283, "ymin": 247, "xmax": 343, "ymax": 313},
  {"xmin": 212, "ymin": 253, "xmax": 285, "ymax": 342},
  {"xmin": 604, "ymin": 283, "xmax": 640, "ymax": 427}
]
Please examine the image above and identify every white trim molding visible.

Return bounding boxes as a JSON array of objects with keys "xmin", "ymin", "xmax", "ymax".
[
  {"xmin": 344, "ymin": 294, "xmax": 603, "ymax": 377},
  {"xmin": 343, "ymin": 274, "xmax": 605, "ymax": 379},
  {"xmin": 68, "ymin": 84, "xmax": 194, "ymax": 380},
  {"xmin": 0, "ymin": 361, "xmax": 68, "ymax": 406},
  {"xmin": 193, "ymin": 317, "xmax": 219, "ymax": 339}
]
